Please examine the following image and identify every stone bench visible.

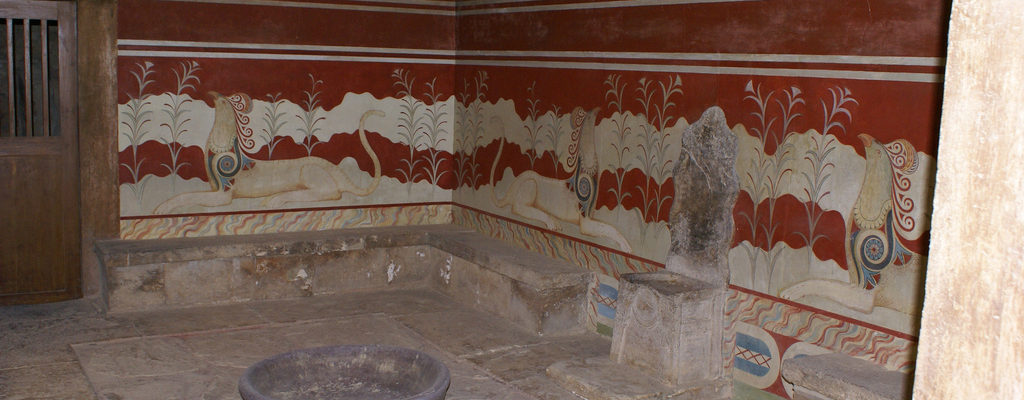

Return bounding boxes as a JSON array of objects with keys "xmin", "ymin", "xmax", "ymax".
[
  {"xmin": 781, "ymin": 353, "xmax": 912, "ymax": 400},
  {"xmin": 96, "ymin": 224, "xmax": 591, "ymax": 336}
]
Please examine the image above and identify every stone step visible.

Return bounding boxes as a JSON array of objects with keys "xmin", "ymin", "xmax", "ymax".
[{"xmin": 782, "ymin": 353, "xmax": 912, "ymax": 400}]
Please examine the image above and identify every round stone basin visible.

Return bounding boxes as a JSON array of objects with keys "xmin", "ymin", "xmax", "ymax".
[{"xmin": 239, "ymin": 344, "xmax": 450, "ymax": 400}]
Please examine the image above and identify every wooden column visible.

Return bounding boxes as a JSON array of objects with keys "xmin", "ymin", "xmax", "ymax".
[{"xmin": 913, "ymin": 0, "xmax": 1024, "ymax": 398}]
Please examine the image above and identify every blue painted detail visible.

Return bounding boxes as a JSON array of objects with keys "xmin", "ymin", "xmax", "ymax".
[
  {"xmin": 597, "ymin": 303, "xmax": 616, "ymax": 319},
  {"xmin": 736, "ymin": 332, "xmax": 772, "ymax": 356},
  {"xmin": 597, "ymin": 283, "xmax": 618, "ymax": 299},
  {"xmin": 736, "ymin": 358, "xmax": 771, "ymax": 378},
  {"xmin": 734, "ymin": 332, "xmax": 772, "ymax": 377}
]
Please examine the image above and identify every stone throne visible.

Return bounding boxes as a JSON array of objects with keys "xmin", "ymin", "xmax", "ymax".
[{"xmin": 548, "ymin": 106, "xmax": 738, "ymax": 400}]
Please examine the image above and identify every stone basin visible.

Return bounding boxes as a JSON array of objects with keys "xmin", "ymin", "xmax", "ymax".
[{"xmin": 238, "ymin": 344, "xmax": 450, "ymax": 400}]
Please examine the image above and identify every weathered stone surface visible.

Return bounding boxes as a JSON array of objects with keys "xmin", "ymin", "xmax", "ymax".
[
  {"xmin": 0, "ymin": 297, "xmax": 102, "ymax": 323},
  {"xmin": 0, "ymin": 361, "xmax": 97, "ymax": 400},
  {"xmin": 106, "ymin": 264, "xmax": 167, "ymax": 312},
  {"xmin": 547, "ymin": 357, "xmax": 730, "ymax": 400},
  {"xmin": 95, "ymin": 225, "xmax": 467, "ymax": 268},
  {"xmin": 510, "ymin": 374, "xmax": 586, "ymax": 400},
  {"xmin": 396, "ymin": 310, "xmax": 544, "ymax": 358},
  {"xmin": 547, "ymin": 357, "xmax": 672, "ymax": 400},
  {"xmin": 98, "ymin": 224, "xmax": 589, "ymax": 339},
  {"xmin": 163, "ymin": 258, "xmax": 259, "ymax": 305},
  {"xmin": 468, "ymin": 342, "xmax": 579, "ymax": 382},
  {"xmin": 782, "ymin": 353, "xmax": 911, "ymax": 400},
  {"xmin": 429, "ymin": 231, "xmax": 592, "ymax": 289},
  {"xmin": 248, "ymin": 288, "xmax": 461, "ymax": 323},
  {"xmin": 0, "ymin": 312, "xmax": 136, "ymax": 369},
  {"xmin": 435, "ymin": 253, "xmax": 589, "ymax": 336},
  {"xmin": 559, "ymin": 105, "xmax": 739, "ymax": 399},
  {"xmin": 439, "ymin": 255, "xmax": 515, "ymax": 317},
  {"xmin": 665, "ymin": 106, "xmax": 738, "ymax": 287},
  {"xmin": 116, "ymin": 302, "xmax": 266, "ymax": 336},
  {"xmin": 610, "ymin": 271, "xmax": 727, "ymax": 387},
  {"xmin": 2, "ymin": 288, "xmax": 615, "ymax": 400},
  {"xmin": 237, "ymin": 344, "xmax": 451, "ymax": 400},
  {"xmin": 430, "ymin": 233, "xmax": 591, "ymax": 336}
]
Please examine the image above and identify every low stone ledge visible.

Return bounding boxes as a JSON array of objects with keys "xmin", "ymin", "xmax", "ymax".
[
  {"xmin": 95, "ymin": 225, "xmax": 466, "ymax": 268},
  {"xmin": 427, "ymin": 231, "xmax": 589, "ymax": 290},
  {"xmin": 96, "ymin": 225, "xmax": 592, "ymax": 336},
  {"xmin": 782, "ymin": 353, "xmax": 912, "ymax": 400},
  {"xmin": 428, "ymin": 232, "xmax": 591, "ymax": 336}
]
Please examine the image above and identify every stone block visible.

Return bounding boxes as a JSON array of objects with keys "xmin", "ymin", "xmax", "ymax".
[
  {"xmin": 107, "ymin": 264, "xmax": 167, "ymax": 312},
  {"xmin": 243, "ymin": 254, "xmax": 317, "ymax": 300},
  {"xmin": 434, "ymin": 249, "xmax": 589, "ymax": 336},
  {"xmin": 782, "ymin": 353, "xmax": 911, "ymax": 400},
  {"xmin": 311, "ymin": 247, "xmax": 432, "ymax": 296},
  {"xmin": 163, "ymin": 258, "xmax": 258, "ymax": 305},
  {"xmin": 610, "ymin": 271, "xmax": 727, "ymax": 387}
]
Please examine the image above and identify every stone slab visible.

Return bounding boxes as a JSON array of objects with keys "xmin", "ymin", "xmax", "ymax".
[
  {"xmin": 467, "ymin": 333, "xmax": 611, "ymax": 383},
  {"xmin": 0, "ymin": 362, "xmax": 97, "ymax": 400},
  {"xmin": 114, "ymin": 302, "xmax": 267, "ymax": 336},
  {"xmin": 428, "ymin": 231, "xmax": 592, "ymax": 289},
  {"xmin": 782, "ymin": 353, "xmax": 911, "ymax": 400},
  {"xmin": 72, "ymin": 312, "xmax": 538, "ymax": 400},
  {"xmin": 396, "ymin": 310, "xmax": 544, "ymax": 358},
  {"xmin": 547, "ymin": 357, "xmax": 675, "ymax": 400},
  {"xmin": 511, "ymin": 374, "xmax": 586, "ymax": 400},
  {"xmin": 0, "ymin": 313, "xmax": 138, "ymax": 369},
  {"xmin": 546, "ymin": 357, "xmax": 730, "ymax": 400},
  {"xmin": 247, "ymin": 288, "xmax": 462, "ymax": 323}
]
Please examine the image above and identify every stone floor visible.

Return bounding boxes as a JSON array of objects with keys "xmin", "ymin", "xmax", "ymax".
[{"xmin": 0, "ymin": 288, "xmax": 611, "ymax": 399}]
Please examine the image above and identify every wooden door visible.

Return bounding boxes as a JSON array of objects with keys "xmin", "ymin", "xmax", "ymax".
[{"xmin": 0, "ymin": 1, "xmax": 78, "ymax": 305}]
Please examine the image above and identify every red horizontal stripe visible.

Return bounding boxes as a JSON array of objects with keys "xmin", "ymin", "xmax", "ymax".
[
  {"xmin": 454, "ymin": 203, "xmax": 666, "ymax": 268},
  {"xmin": 121, "ymin": 201, "xmax": 453, "ymax": 220}
]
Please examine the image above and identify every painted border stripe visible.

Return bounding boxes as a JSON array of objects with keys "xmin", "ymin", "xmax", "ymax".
[
  {"xmin": 117, "ymin": 47, "xmax": 942, "ymax": 82},
  {"xmin": 458, "ymin": 58, "xmax": 943, "ymax": 83},
  {"xmin": 117, "ymin": 45, "xmax": 942, "ymax": 82},
  {"xmin": 118, "ymin": 40, "xmax": 943, "ymax": 68},
  {"xmin": 118, "ymin": 39, "xmax": 456, "ymax": 57},
  {"xmin": 117, "ymin": 49, "xmax": 457, "ymax": 65},
  {"xmin": 331, "ymin": 0, "xmax": 453, "ymax": 6},
  {"xmin": 729, "ymin": 284, "xmax": 919, "ymax": 341},
  {"xmin": 121, "ymin": 201, "xmax": 454, "ymax": 220},
  {"xmin": 458, "ymin": 50, "xmax": 945, "ymax": 67},
  {"xmin": 459, "ymin": 0, "xmax": 756, "ymax": 14},
  {"xmin": 160, "ymin": 0, "xmax": 456, "ymax": 16}
]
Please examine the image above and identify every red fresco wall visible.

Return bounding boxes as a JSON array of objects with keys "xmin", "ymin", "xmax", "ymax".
[
  {"xmin": 115, "ymin": 1, "xmax": 949, "ymax": 398},
  {"xmin": 450, "ymin": 1, "xmax": 949, "ymax": 398},
  {"xmin": 117, "ymin": 0, "xmax": 458, "ymax": 237}
]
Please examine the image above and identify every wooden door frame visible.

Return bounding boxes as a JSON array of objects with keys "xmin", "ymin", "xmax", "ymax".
[
  {"xmin": 76, "ymin": 0, "xmax": 119, "ymax": 301},
  {"xmin": 0, "ymin": 0, "xmax": 80, "ymax": 304}
]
